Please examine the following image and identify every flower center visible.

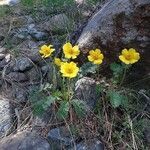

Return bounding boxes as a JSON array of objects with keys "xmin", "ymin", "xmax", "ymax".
[
  {"xmin": 69, "ymin": 49, "xmax": 74, "ymax": 55},
  {"xmin": 93, "ymin": 54, "xmax": 99, "ymax": 60},
  {"xmin": 125, "ymin": 54, "xmax": 131, "ymax": 60},
  {"xmin": 66, "ymin": 68, "xmax": 73, "ymax": 74}
]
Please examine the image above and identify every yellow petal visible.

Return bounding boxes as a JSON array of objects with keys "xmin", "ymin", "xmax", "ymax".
[
  {"xmin": 119, "ymin": 55, "xmax": 130, "ymax": 64},
  {"xmin": 88, "ymin": 55, "xmax": 94, "ymax": 62},
  {"xmin": 134, "ymin": 52, "xmax": 140, "ymax": 60},
  {"xmin": 94, "ymin": 59, "xmax": 103, "ymax": 65},
  {"xmin": 95, "ymin": 49, "xmax": 101, "ymax": 54},
  {"xmin": 63, "ymin": 42, "xmax": 72, "ymax": 51},
  {"xmin": 129, "ymin": 48, "xmax": 136, "ymax": 53},
  {"xmin": 41, "ymin": 45, "xmax": 48, "ymax": 51},
  {"xmin": 122, "ymin": 49, "xmax": 128, "ymax": 55}
]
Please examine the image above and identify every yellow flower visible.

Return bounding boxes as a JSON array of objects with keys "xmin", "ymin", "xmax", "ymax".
[
  {"xmin": 88, "ymin": 49, "xmax": 104, "ymax": 64},
  {"xmin": 54, "ymin": 58, "xmax": 62, "ymax": 67},
  {"xmin": 39, "ymin": 44, "xmax": 55, "ymax": 58},
  {"xmin": 60, "ymin": 62, "xmax": 79, "ymax": 78},
  {"xmin": 119, "ymin": 48, "xmax": 140, "ymax": 64},
  {"xmin": 63, "ymin": 42, "xmax": 80, "ymax": 59}
]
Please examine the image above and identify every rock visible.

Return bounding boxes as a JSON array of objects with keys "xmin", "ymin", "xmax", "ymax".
[
  {"xmin": 0, "ymin": 47, "xmax": 7, "ymax": 53},
  {"xmin": 0, "ymin": 130, "xmax": 51, "ymax": 150},
  {"xmin": 0, "ymin": 97, "xmax": 12, "ymax": 138},
  {"xmin": 70, "ymin": 138, "xmax": 104, "ymax": 150},
  {"xmin": 0, "ymin": 35, "xmax": 4, "ymax": 41},
  {"xmin": 74, "ymin": 77, "xmax": 100, "ymax": 110},
  {"xmin": 0, "ymin": 54, "xmax": 5, "ymax": 60},
  {"xmin": 12, "ymin": 86, "xmax": 28, "ymax": 103},
  {"xmin": 28, "ymin": 24, "xmax": 49, "ymax": 41},
  {"xmin": 7, "ymin": 72, "xmax": 28, "ymax": 82},
  {"xmin": 47, "ymin": 126, "xmax": 75, "ymax": 149},
  {"xmin": 30, "ymin": 31, "xmax": 49, "ymax": 41},
  {"xmin": 43, "ymin": 14, "xmax": 70, "ymax": 33},
  {"xmin": 77, "ymin": 0, "xmax": 150, "ymax": 69},
  {"xmin": 26, "ymin": 67, "xmax": 41, "ymax": 83},
  {"xmin": 0, "ymin": 57, "xmax": 11, "ymax": 71},
  {"xmin": 8, "ymin": 0, "xmax": 20, "ymax": 6},
  {"xmin": 13, "ymin": 57, "xmax": 33, "ymax": 72}
]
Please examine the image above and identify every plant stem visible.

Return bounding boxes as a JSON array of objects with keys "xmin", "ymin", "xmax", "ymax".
[
  {"xmin": 67, "ymin": 79, "xmax": 73, "ymax": 122},
  {"xmin": 119, "ymin": 65, "xmax": 127, "ymax": 87}
]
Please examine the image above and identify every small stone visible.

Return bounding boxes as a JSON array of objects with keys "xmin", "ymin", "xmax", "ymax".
[
  {"xmin": 0, "ymin": 130, "xmax": 51, "ymax": 150},
  {"xmin": 47, "ymin": 126, "xmax": 75, "ymax": 149},
  {"xmin": 74, "ymin": 77, "xmax": 100, "ymax": 110},
  {"xmin": 31, "ymin": 31, "xmax": 49, "ymax": 41},
  {"xmin": 5, "ymin": 54, "xmax": 11, "ymax": 63},
  {"xmin": 71, "ymin": 138, "xmax": 104, "ymax": 150},
  {"xmin": 7, "ymin": 72, "xmax": 28, "ymax": 82},
  {"xmin": 0, "ymin": 47, "xmax": 7, "ymax": 53},
  {"xmin": 0, "ymin": 35, "xmax": 4, "ymax": 41},
  {"xmin": 0, "ymin": 98, "xmax": 12, "ymax": 138},
  {"xmin": 0, "ymin": 59, "xmax": 10, "ymax": 71},
  {"xmin": 13, "ymin": 57, "xmax": 33, "ymax": 72},
  {"xmin": 0, "ymin": 54, "xmax": 5, "ymax": 60}
]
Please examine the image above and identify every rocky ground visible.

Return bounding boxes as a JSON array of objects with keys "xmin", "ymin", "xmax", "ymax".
[{"xmin": 0, "ymin": 0, "xmax": 150, "ymax": 150}]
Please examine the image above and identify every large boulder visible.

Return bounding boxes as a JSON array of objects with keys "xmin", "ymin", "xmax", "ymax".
[
  {"xmin": 77, "ymin": 0, "xmax": 150, "ymax": 72},
  {"xmin": 0, "ymin": 130, "xmax": 51, "ymax": 150},
  {"xmin": 0, "ymin": 97, "xmax": 12, "ymax": 138}
]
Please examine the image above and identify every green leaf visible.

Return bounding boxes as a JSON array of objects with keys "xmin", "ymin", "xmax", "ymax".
[
  {"xmin": 108, "ymin": 91, "xmax": 126, "ymax": 108},
  {"xmin": 110, "ymin": 63, "xmax": 123, "ymax": 74},
  {"xmin": 29, "ymin": 91, "xmax": 56, "ymax": 116},
  {"xmin": 71, "ymin": 99, "xmax": 86, "ymax": 118},
  {"xmin": 57, "ymin": 101, "xmax": 69, "ymax": 120},
  {"xmin": 42, "ymin": 96, "xmax": 56, "ymax": 110},
  {"xmin": 29, "ymin": 92, "xmax": 47, "ymax": 116},
  {"xmin": 80, "ymin": 62, "xmax": 98, "ymax": 76}
]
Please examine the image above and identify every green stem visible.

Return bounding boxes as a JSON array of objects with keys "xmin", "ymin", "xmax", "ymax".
[
  {"xmin": 119, "ymin": 65, "xmax": 127, "ymax": 87},
  {"xmin": 67, "ymin": 79, "xmax": 71, "ymax": 101}
]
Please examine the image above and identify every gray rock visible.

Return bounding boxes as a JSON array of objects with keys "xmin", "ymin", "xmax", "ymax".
[
  {"xmin": 30, "ymin": 31, "xmax": 49, "ymax": 41},
  {"xmin": 0, "ymin": 130, "xmax": 51, "ymax": 150},
  {"xmin": 0, "ymin": 47, "xmax": 6, "ymax": 53},
  {"xmin": 0, "ymin": 58, "xmax": 11, "ymax": 71},
  {"xmin": 8, "ymin": 0, "xmax": 20, "ymax": 6},
  {"xmin": 75, "ymin": 77, "xmax": 100, "ymax": 110},
  {"xmin": 0, "ymin": 54, "xmax": 5, "ymax": 60},
  {"xmin": 12, "ymin": 87, "xmax": 28, "ymax": 103},
  {"xmin": 0, "ymin": 98, "xmax": 12, "ymax": 138},
  {"xmin": 0, "ymin": 35, "xmax": 4, "ymax": 41},
  {"xmin": 47, "ymin": 126, "xmax": 75, "ymax": 149},
  {"xmin": 13, "ymin": 57, "xmax": 33, "ymax": 72},
  {"xmin": 27, "ymin": 67, "xmax": 41, "ymax": 83},
  {"xmin": 70, "ymin": 139, "xmax": 104, "ymax": 150},
  {"xmin": 7, "ymin": 72, "xmax": 28, "ymax": 82}
]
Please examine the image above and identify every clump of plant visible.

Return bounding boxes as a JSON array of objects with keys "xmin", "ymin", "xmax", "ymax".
[
  {"xmin": 30, "ymin": 42, "xmax": 104, "ymax": 121},
  {"xmin": 30, "ymin": 41, "xmax": 141, "ymax": 121}
]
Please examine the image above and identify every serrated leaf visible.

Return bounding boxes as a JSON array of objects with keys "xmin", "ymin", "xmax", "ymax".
[
  {"xmin": 80, "ymin": 62, "xmax": 98, "ymax": 76},
  {"xmin": 57, "ymin": 101, "xmax": 69, "ymax": 120},
  {"xmin": 29, "ymin": 91, "xmax": 56, "ymax": 116},
  {"xmin": 71, "ymin": 99, "xmax": 86, "ymax": 118},
  {"xmin": 51, "ymin": 90, "xmax": 63, "ymax": 98},
  {"xmin": 109, "ymin": 91, "xmax": 123, "ymax": 108},
  {"xmin": 42, "ymin": 96, "xmax": 56, "ymax": 110},
  {"xmin": 29, "ymin": 92, "xmax": 46, "ymax": 116}
]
